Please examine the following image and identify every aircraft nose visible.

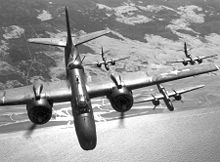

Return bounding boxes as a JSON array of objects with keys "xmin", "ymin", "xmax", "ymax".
[{"xmin": 74, "ymin": 112, "xmax": 97, "ymax": 150}]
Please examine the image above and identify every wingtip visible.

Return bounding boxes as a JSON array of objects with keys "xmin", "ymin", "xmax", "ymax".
[
  {"xmin": 27, "ymin": 38, "xmax": 34, "ymax": 43},
  {"xmin": 198, "ymin": 84, "xmax": 205, "ymax": 88},
  {"xmin": 0, "ymin": 91, "xmax": 6, "ymax": 105},
  {"xmin": 215, "ymin": 64, "xmax": 219, "ymax": 70},
  {"xmin": 104, "ymin": 27, "xmax": 111, "ymax": 33}
]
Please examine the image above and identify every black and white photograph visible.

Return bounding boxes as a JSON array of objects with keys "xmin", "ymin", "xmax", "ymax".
[{"xmin": 0, "ymin": 0, "xmax": 220, "ymax": 161}]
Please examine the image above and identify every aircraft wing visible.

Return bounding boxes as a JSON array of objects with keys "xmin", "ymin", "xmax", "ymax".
[
  {"xmin": 194, "ymin": 54, "xmax": 218, "ymax": 60},
  {"xmin": 0, "ymin": 80, "xmax": 71, "ymax": 105},
  {"xmin": 84, "ymin": 61, "xmax": 104, "ymax": 66},
  {"xmin": 87, "ymin": 64, "xmax": 217, "ymax": 98},
  {"xmin": 0, "ymin": 64, "xmax": 218, "ymax": 106},
  {"xmin": 166, "ymin": 60, "xmax": 184, "ymax": 64},
  {"xmin": 134, "ymin": 84, "xmax": 205, "ymax": 104},
  {"xmin": 28, "ymin": 38, "xmax": 66, "ymax": 47},
  {"xmin": 107, "ymin": 56, "xmax": 130, "ymax": 63},
  {"xmin": 168, "ymin": 84, "xmax": 205, "ymax": 96},
  {"xmin": 73, "ymin": 29, "xmax": 110, "ymax": 46},
  {"xmin": 166, "ymin": 58, "xmax": 191, "ymax": 64}
]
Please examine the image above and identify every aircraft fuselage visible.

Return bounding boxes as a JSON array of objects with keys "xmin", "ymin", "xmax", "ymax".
[
  {"xmin": 67, "ymin": 46, "xmax": 96, "ymax": 150},
  {"xmin": 157, "ymin": 84, "xmax": 174, "ymax": 111}
]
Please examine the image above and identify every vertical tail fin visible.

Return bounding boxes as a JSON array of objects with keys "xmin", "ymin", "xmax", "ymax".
[
  {"xmin": 184, "ymin": 42, "xmax": 191, "ymax": 58},
  {"xmin": 184, "ymin": 42, "xmax": 188, "ymax": 57},
  {"xmin": 64, "ymin": 7, "xmax": 73, "ymax": 67},
  {"xmin": 101, "ymin": 46, "xmax": 104, "ymax": 59},
  {"xmin": 28, "ymin": 7, "xmax": 110, "ymax": 49},
  {"xmin": 65, "ymin": 6, "xmax": 72, "ymax": 46}
]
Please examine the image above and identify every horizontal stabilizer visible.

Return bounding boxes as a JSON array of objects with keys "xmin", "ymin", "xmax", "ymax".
[
  {"xmin": 28, "ymin": 29, "xmax": 110, "ymax": 47},
  {"xmin": 28, "ymin": 38, "xmax": 66, "ymax": 47},
  {"xmin": 72, "ymin": 29, "xmax": 110, "ymax": 46}
]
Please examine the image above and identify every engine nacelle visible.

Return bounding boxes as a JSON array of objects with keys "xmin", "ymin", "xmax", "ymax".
[
  {"xmin": 190, "ymin": 60, "xmax": 195, "ymax": 65},
  {"xmin": 152, "ymin": 99, "xmax": 160, "ymax": 106},
  {"xmin": 183, "ymin": 60, "xmax": 188, "ymax": 66},
  {"xmin": 197, "ymin": 58, "xmax": 203, "ymax": 64},
  {"xmin": 97, "ymin": 63, "xmax": 102, "ymax": 68},
  {"xmin": 108, "ymin": 86, "xmax": 133, "ymax": 112},
  {"xmin": 111, "ymin": 60, "xmax": 116, "ymax": 65},
  {"xmin": 174, "ymin": 94, "xmax": 182, "ymax": 101},
  {"xmin": 26, "ymin": 98, "xmax": 53, "ymax": 125}
]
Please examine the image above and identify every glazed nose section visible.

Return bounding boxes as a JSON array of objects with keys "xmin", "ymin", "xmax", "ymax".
[{"xmin": 74, "ymin": 112, "xmax": 97, "ymax": 150}]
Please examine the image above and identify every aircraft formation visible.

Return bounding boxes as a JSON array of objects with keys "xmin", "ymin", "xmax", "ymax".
[
  {"xmin": 0, "ymin": 7, "xmax": 219, "ymax": 150},
  {"xmin": 85, "ymin": 46, "xmax": 130, "ymax": 71}
]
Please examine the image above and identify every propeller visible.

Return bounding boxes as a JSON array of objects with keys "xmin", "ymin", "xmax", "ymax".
[
  {"xmin": 24, "ymin": 123, "xmax": 37, "ymax": 139},
  {"xmin": 172, "ymin": 89, "xmax": 184, "ymax": 103},
  {"xmin": 119, "ymin": 111, "xmax": 125, "ymax": 128},
  {"xmin": 110, "ymin": 74, "xmax": 126, "ymax": 128},
  {"xmin": 110, "ymin": 74, "xmax": 122, "ymax": 89},
  {"xmin": 153, "ymin": 105, "xmax": 157, "ymax": 110},
  {"xmin": 151, "ymin": 94, "xmax": 160, "ymax": 110},
  {"xmin": 33, "ymin": 83, "xmax": 43, "ymax": 100},
  {"xmin": 118, "ymin": 104, "xmax": 127, "ymax": 128},
  {"xmin": 25, "ymin": 83, "xmax": 43, "ymax": 138}
]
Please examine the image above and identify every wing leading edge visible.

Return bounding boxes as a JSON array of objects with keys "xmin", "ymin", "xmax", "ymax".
[
  {"xmin": 87, "ymin": 64, "xmax": 218, "ymax": 98},
  {"xmin": 0, "ymin": 64, "xmax": 218, "ymax": 106},
  {"xmin": 0, "ymin": 80, "xmax": 71, "ymax": 105}
]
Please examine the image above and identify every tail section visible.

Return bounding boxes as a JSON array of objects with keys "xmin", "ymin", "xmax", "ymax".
[
  {"xmin": 184, "ymin": 42, "xmax": 191, "ymax": 58},
  {"xmin": 184, "ymin": 42, "xmax": 188, "ymax": 57},
  {"xmin": 28, "ymin": 7, "xmax": 110, "ymax": 47},
  {"xmin": 64, "ymin": 7, "xmax": 73, "ymax": 65},
  {"xmin": 65, "ymin": 6, "xmax": 72, "ymax": 47}
]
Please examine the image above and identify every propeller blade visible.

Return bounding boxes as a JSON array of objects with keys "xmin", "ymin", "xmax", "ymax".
[
  {"xmin": 110, "ymin": 74, "xmax": 122, "ymax": 89},
  {"xmin": 118, "ymin": 104, "xmax": 127, "ymax": 128},
  {"xmin": 24, "ymin": 123, "xmax": 37, "ymax": 138},
  {"xmin": 118, "ymin": 112, "xmax": 125, "ymax": 128},
  {"xmin": 81, "ymin": 55, "xmax": 86, "ymax": 63},
  {"xmin": 171, "ymin": 98, "xmax": 176, "ymax": 102},
  {"xmin": 33, "ymin": 83, "xmax": 43, "ymax": 100}
]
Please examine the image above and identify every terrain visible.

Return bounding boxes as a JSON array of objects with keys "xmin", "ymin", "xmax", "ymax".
[{"xmin": 0, "ymin": 0, "xmax": 220, "ymax": 161}]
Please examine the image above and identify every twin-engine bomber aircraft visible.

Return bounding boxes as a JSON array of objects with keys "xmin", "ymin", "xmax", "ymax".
[
  {"xmin": 167, "ymin": 42, "xmax": 217, "ymax": 66},
  {"xmin": 135, "ymin": 84, "xmax": 205, "ymax": 111},
  {"xmin": 86, "ymin": 47, "xmax": 130, "ymax": 71},
  {"xmin": 0, "ymin": 7, "xmax": 219, "ymax": 150}
]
